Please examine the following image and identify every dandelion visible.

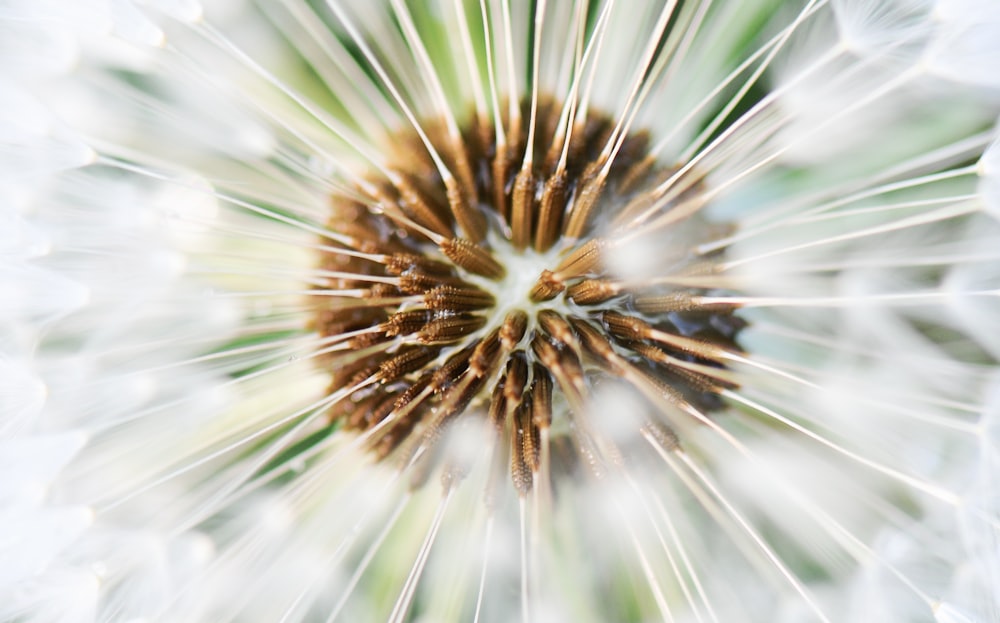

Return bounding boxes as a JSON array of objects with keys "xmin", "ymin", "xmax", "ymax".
[{"xmin": 3, "ymin": 0, "xmax": 1000, "ymax": 621}]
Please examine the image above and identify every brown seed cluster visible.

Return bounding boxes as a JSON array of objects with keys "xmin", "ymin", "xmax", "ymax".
[{"xmin": 313, "ymin": 97, "xmax": 744, "ymax": 494}]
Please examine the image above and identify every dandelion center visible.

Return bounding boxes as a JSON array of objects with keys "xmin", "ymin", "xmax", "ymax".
[{"xmin": 315, "ymin": 95, "xmax": 744, "ymax": 492}]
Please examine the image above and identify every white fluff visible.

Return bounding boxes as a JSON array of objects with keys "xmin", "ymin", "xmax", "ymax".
[
  {"xmin": 924, "ymin": 11, "xmax": 1000, "ymax": 88},
  {"xmin": 831, "ymin": 0, "xmax": 935, "ymax": 57},
  {"xmin": 0, "ymin": 433, "xmax": 85, "ymax": 504},
  {"xmin": 978, "ymin": 134, "xmax": 1000, "ymax": 219}
]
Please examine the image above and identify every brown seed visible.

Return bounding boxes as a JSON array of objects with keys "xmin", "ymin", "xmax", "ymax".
[
  {"xmin": 470, "ymin": 327, "xmax": 503, "ymax": 377},
  {"xmin": 491, "ymin": 144, "xmax": 515, "ymax": 222},
  {"xmin": 535, "ymin": 171, "xmax": 569, "ymax": 252},
  {"xmin": 628, "ymin": 342, "xmax": 735, "ymax": 393},
  {"xmin": 530, "ymin": 333, "xmax": 560, "ymax": 371},
  {"xmin": 418, "ymin": 314, "xmax": 488, "ymax": 344},
  {"xmin": 377, "ymin": 346, "xmax": 441, "ymax": 384},
  {"xmin": 530, "ymin": 365, "xmax": 553, "ymax": 429},
  {"xmin": 440, "ymin": 238, "xmax": 506, "ymax": 279},
  {"xmin": 394, "ymin": 174, "xmax": 455, "ymax": 239},
  {"xmin": 563, "ymin": 162, "xmax": 607, "ymax": 239},
  {"xmin": 566, "ymin": 279, "xmax": 620, "ymax": 305},
  {"xmin": 385, "ymin": 252, "xmax": 455, "ymax": 277},
  {"xmin": 359, "ymin": 391, "xmax": 403, "ymax": 430},
  {"xmin": 384, "ymin": 309, "xmax": 434, "ymax": 337},
  {"xmin": 519, "ymin": 396, "xmax": 541, "ymax": 472},
  {"xmin": 602, "ymin": 311, "xmax": 653, "ymax": 342},
  {"xmin": 531, "ymin": 332, "xmax": 586, "ymax": 404},
  {"xmin": 347, "ymin": 329, "xmax": 388, "ymax": 350},
  {"xmin": 510, "ymin": 167, "xmax": 537, "ymax": 250},
  {"xmin": 488, "ymin": 379, "xmax": 508, "ymax": 432},
  {"xmin": 397, "ymin": 271, "xmax": 466, "ymax": 294},
  {"xmin": 394, "ymin": 375, "xmax": 432, "ymax": 411},
  {"xmin": 633, "ymin": 292, "xmax": 713, "ymax": 314},
  {"xmin": 503, "ymin": 351, "xmax": 529, "ymax": 406},
  {"xmin": 446, "ymin": 176, "xmax": 487, "ymax": 243},
  {"xmin": 569, "ymin": 318, "xmax": 623, "ymax": 372},
  {"xmin": 430, "ymin": 347, "xmax": 475, "ymax": 393},
  {"xmin": 510, "ymin": 400, "xmax": 534, "ymax": 495},
  {"xmin": 605, "ymin": 311, "xmax": 731, "ymax": 362},
  {"xmin": 554, "ymin": 238, "xmax": 604, "ymax": 279},
  {"xmin": 500, "ymin": 310, "xmax": 529, "ymax": 349},
  {"xmin": 437, "ymin": 368, "xmax": 489, "ymax": 421},
  {"xmin": 537, "ymin": 310, "xmax": 575, "ymax": 346},
  {"xmin": 642, "ymin": 420, "xmax": 681, "ymax": 452},
  {"xmin": 528, "ymin": 270, "xmax": 565, "ymax": 302},
  {"xmin": 617, "ymin": 153, "xmax": 657, "ymax": 196},
  {"xmin": 424, "ymin": 285, "xmax": 495, "ymax": 311},
  {"xmin": 368, "ymin": 283, "xmax": 402, "ymax": 300}
]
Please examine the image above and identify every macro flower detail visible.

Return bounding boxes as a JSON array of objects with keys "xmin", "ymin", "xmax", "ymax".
[
  {"xmin": 3, "ymin": 1, "xmax": 1000, "ymax": 622},
  {"xmin": 316, "ymin": 94, "xmax": 745, "ymax": 483}
]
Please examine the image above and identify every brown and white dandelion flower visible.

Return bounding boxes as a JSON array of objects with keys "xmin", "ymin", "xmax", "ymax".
[{"xmin": 3, "ymin": 0, "xmax": 1000, "ymax": 621}]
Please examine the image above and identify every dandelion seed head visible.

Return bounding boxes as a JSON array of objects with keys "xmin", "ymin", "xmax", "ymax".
[
  {"xmin": 4, "ymin": 0, "xmax": 1000, "ymax": 621},
  {"xmin": 310, "ymin": 95, "xmax": 745, "ymax": 485}
]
